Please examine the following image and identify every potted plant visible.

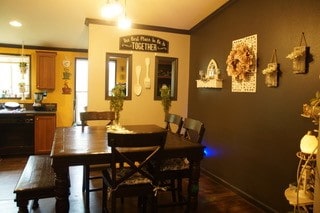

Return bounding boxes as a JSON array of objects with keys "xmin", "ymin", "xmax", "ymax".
[
  {"xmin": 18, "ymin": 82, "xmax": 26, "ymax": 93},
  {"xmin": 63, "ymin": 68, "xmax": 71, "ymax": 79},
  {"xmin": 160, "ymin": 84, "xmax": 171, "ymax": 116},
  {"xmin": 286, "ymin": 46, "xmax": 307, "ymax": 73},
  {"xmin": 110, "ymin": 84, "xmax": 126, "ymax": 125},
  {"xmin": 301, "ymin": 91, "xmax": 320, "ymax": 124},
  {"xmin": 62, "ymin": 82, "xmax": 72, "ymax": 94},
  {"xmin": 262, "ymin": 63, "xmax": 278, "ymax": 87},
  {"xmin": 19, "ymin": 62, "xmax": 27, "ymax": 74}
]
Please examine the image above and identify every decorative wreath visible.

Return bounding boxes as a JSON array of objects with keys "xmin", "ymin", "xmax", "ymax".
[{"xmin": 226, "ymin": 43, "xmax": 255, "ymax": 81}]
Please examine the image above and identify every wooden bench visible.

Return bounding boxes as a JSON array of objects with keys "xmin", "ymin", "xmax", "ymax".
[{"xmin": 14, "ymin": 155, "xmax": 55, "ymax": 213}]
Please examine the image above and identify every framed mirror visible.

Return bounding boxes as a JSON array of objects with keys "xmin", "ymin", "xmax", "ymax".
[
  {"xmin": 0, "ymin": 54, "xmax": 31, "ymax": 99},
  {"xmin": 105, "ymin": 53, "xmax": 132, "ymax": 100},
  {"xmin": 154, "ymin": 56, "xmax": 178, "ymax": 100}
]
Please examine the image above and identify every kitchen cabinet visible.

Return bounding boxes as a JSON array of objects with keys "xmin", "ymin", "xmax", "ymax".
[
  {"xmin": 36, "ymin": 51, "xmax": 57, "ymax": 90},
  {"xmin": 34, "ymin": 115, "xmax": 56, "ymax": 154},
  {"xmin": 0, "ymin": 113, "xmax": 34, "ymax": 156}
]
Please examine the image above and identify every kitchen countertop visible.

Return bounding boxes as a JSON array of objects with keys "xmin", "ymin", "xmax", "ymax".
[
  {"xmin": 0, "ymin": 102, "xmax": 57, "ymax": 116},
  {"xmin": 0, "ymin": 109, "xmax": 56, "ymax": 116}
]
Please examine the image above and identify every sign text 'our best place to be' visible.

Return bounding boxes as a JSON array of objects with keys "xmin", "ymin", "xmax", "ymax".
[{"xmin": 119, "ymin": 35, "xmax": 169, "ymax": 53}]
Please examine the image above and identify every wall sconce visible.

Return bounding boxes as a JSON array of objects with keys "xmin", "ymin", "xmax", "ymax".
[
  {"xmin": 286, "ymin": 32, "xmax": 308, "ymax": 74},
  {"xmin": 262, "ymin": 49, "xmax": 278, "ymax": 87},
  {"xmin": 196, "ymin": 59, "xmax": 223, "ymax": 88}
]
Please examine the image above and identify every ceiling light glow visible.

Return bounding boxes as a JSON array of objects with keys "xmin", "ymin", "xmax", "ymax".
[
  {"xmin": 9, "ymin": 20, "xmax": 22, "ymax": 27},
  {"xmin": 117, "ymin": 16, "xmax": 131, "ymax": 29},
  {"xmin": 101, "ymin": 1, "xmax": 123, "ymax": 19}
]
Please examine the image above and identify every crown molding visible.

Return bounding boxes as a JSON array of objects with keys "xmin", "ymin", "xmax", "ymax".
[{"xmin": 85, "ymin": 18, "xmax": 190, "ymax": 35}]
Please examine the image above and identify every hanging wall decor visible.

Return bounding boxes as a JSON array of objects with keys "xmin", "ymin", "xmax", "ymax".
[
  {"xmin": 119, "ymin": 35, "xmax": 169, "ymax": 53},
  {"xmin": 19, "ymin": 41, "xmax": 28, "ymax": 100},
  {"xmin": 262, "ymin": 49, "xmax": 279, "ymax": 87},
  {"xmin": 286, "ymin": 32, "xmax": 308, "ymax": 74},
  {"xmin": 196, "ymin": 59, "xmax": 223, "ymax": 88},
  {"xmin": 226, "ymin": 34, "xmax": 257, "ymax": 93},
  {"xmin": 62, "ymin": 59, "xmax": 72, "ymax": 94}
]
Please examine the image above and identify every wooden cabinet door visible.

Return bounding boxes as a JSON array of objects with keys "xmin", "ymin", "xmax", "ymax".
[
  {"xmin": 34, "ymin": 115, "xmax": 56, "ymax": 154},
  {"xmin": 36, "ymin": 51, "xmax": 57, "ymax": 90}
]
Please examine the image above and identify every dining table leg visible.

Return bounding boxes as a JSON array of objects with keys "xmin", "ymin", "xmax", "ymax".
[
  {"xmin": 188, "ymin": 160, "xmax": 201, "ymax": 211},
  {"xmin": 53, "ymin": 163, "xmax": 70, "ymax": 212}
]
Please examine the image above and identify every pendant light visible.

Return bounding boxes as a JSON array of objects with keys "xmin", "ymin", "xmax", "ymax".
[
  {"xmin": 117, "ymin": 0, "xmax": 131, "ymax": 29},
  {"xmin": 101, "ymin": 0, "xmax": 123, "ymax": 19}
]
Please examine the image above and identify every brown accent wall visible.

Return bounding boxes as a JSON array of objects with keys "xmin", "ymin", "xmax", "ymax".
[{"xmin": 189, "ymin": 0, "xmax": 320, "ymax": 211}]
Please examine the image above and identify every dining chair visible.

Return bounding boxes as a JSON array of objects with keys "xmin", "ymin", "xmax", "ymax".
[
  {"xmin": 102, "ymin": 130, "xmax": 167, "ymax": 213},
  {"xmin": 165, "ymin": 113, "xmax": 183, "ymax": 134},
  {"xmin": 162, "ymin": 113, "xmax": 183, "ymax": 202},
  {"xmin": 80, "ymin": 111, "xmax": 115, "ymax": 210},
  {"xmin": 159, "ymin": 117, "xmax": 205, "ymax": 207}
]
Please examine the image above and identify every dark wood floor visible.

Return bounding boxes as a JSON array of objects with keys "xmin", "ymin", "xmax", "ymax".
[{"xmin": 0, "ymin": 156, "xmax": 264, "ymax": 213}]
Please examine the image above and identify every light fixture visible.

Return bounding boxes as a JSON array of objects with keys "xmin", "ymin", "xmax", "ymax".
[
  {"xmin": 300, "ymin": 131, "xmax": 318, "ymax": 154},
  {"xmin": 117, "ymin": 0, "xmax": 131, "ymax": 29},
  {"xmin": 101, "ymin": 0, "xmax": 123, "ymax": 19},
  {"xmin": 117, "ymin": 16, "xmax": 131, "ymax": 29},
  {"xmin": 9, "ymin": 20, "xmax": 22, "ymax": 27}
]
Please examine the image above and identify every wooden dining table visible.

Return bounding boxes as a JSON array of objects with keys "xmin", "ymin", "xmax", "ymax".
[{"xmin": 50, "ymin": 124, "xmax": 205, "ymax": 212}]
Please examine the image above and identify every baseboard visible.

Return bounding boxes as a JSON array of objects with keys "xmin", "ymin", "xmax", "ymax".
[{"xmin": 200, "ymin": 168, "xmax": 276, "ymax": 212}]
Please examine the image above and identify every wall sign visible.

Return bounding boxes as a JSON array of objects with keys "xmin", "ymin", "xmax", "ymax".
[{"xmin": 119, "ymin": 35, "xmax": 169, "ymax": 53}]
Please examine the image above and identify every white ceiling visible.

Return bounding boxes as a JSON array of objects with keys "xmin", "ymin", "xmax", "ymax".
[{"xmin": 0, "ymin": 0, "xmax": 228, "ymax": 49}]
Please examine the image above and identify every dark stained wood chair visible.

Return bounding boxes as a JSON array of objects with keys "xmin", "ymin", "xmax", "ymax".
[
  {"xmin": 165, "ymin": 113, "xmax": 183, "ymax": 134},
  {"xmin": 80, "ymin": 111, "xmax": 115, "ymax": 210},
  {"xmin": 159, "ymin": 117, "xmax": 205, "ymax": 207},
  {"xmin": 162, "ymin": 113, "xmax": 183, "ymax": 202},
  {"xmin": 102, "ymin": 130, "xmax": 167, "ymax": 213}
]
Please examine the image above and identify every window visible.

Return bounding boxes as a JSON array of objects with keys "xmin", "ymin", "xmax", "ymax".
[
  {"xmin": 75, "ymin": 58, "xmax": 88, "ymax": 125},
  {"xmin": 105, "ymin": 53, "xmax": 132, "ymax": 100},
  {"xmin": 0, "ymin": 54, "xmax": 31, "ymax": 99},
  {"xmin": 107, "ymin": 60, "xmax": 116, "ymax": 97}
]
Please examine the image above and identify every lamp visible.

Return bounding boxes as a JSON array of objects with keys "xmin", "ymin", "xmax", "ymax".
[
  {"xmin": 101, "ymin": 0, "xmax": 123, "ymax": 19},
  {"xmin": 300, "ymin": 131, "xmax": 318, "ymax": 154},
  {"xmin": 284, "ymin": 131, "xmax": 317, "ymax": 210}
]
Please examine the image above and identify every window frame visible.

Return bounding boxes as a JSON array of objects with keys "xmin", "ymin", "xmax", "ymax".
[{"xmin": 0, "ymin": 53, "xmax": 31, "ymax": 100}]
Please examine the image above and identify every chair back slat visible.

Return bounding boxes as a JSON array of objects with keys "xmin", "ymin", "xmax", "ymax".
[
  {"xmin": 165, "ymin": 113, "xmax": 183, "ymax": 134},
  {"xmin": 107, "ymin": 131, "xmax": 167, "ymax": 187},
  {"xmin": 182, "ymin": 118, "xmax": 205, "ymax": 144},
  {"xmin": 80, "ymin": 111, "xmax": 115, "ymax": 131}
]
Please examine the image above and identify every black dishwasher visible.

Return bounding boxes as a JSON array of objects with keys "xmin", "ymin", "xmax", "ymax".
[{"xmin": 0, "ymin": 113, "xmax": 34, "ymax": 156}]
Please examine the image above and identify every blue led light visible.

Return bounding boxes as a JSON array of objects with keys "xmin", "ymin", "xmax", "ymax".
[{"xmin": 203, "ymin": 147, "xmax": 218, "ymax": 158}]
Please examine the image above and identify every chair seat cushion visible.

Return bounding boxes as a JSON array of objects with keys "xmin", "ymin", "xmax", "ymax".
[
  {"xmin": 105, "ymin": 167, "xmax": 152, "ymax": 185},
  {"xmin": 161, "ymin": 157, "xmax": 189, "ymax": 171}
]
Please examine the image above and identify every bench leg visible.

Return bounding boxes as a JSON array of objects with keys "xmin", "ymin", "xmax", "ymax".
[{"xmin": 17, "ymin": 199, "xmax": 29, "ymax": 213}]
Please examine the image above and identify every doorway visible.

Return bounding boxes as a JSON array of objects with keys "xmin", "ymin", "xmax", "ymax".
[{"xmin": 74, "ymin": 58, "xmax": 88, "ymax": 125}]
